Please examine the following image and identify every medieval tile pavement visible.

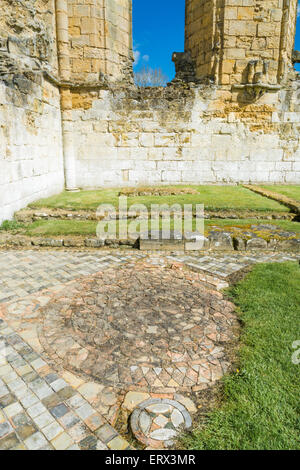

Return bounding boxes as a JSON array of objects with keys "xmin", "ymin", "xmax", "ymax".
[
  {"xmin": 0, "ymin": 249, "xmax": 299, "ymax": 450},
  {"xmin": 0, "ymin": 250, "xmax": 298, "ymax": 303}
]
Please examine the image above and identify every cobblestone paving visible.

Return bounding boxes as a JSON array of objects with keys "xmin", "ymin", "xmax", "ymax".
[{"xmin": 0, "ymin": 249, "xmax": 299, "ymax": 450}]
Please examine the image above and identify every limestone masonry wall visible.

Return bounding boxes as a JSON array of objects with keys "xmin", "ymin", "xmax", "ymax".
[
  {"xmin": 67, "ymin": 0, "xmax": 133, "ymax": 83},
  {"xmin": 186, "ymin": 0, "xmax": 298, "ymax": 85},
  {"xmin": 70, "ymin": 83, "xmax": 300, "ymax": 188},
  {"xmin": 0, "ymin": 0, "xmax": 299, "ymax": 222},
  {"xmin": 185, "ymin": 0, "xmax": 216, "ymax": 81},
  {"xmin": 0, "ymin": 1, "xmax": 64, "ymax": 223},
  {"xmin": 0, "ymin": 77, "xmax": 64, "ymax": 224},
  {"xmin": 0, "ymin": 0, "xmax": 59, "ymax": 74}
]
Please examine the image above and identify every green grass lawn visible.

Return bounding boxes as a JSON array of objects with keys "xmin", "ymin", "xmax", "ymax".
[
  {"xmin": 27, "ymin": 186, "xmax": 287, "ymax": 212},
  {"xmin": 22, "ymin": 220, "xmax": 98, "ymax": 237},
  {"xmin": 182, "ymin": 262, "xmax": 300, "ymax": 450},
  {"xmin": 12, "ymin": 218, "xmax": 300, "ymax": 237},
  {"xmin": 261, "ymin": 185, "xmax": 300, "ymax": 202}
]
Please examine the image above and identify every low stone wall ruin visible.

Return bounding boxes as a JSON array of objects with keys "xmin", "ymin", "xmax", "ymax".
[{"xmin": 69, "ymin": 82, "xmax": 300, "ymax": 188}]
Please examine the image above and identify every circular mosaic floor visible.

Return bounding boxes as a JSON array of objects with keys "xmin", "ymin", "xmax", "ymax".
[
  {"xmin": 130, "ymin": 398, "xmax": 192, "ymax": 448},
  {"xmin": 39, "ymin": 262, "xmax": 238, "ymax": 392}
]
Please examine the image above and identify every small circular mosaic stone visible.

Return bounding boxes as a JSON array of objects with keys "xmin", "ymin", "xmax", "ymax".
[
  {"xmin": 38, "ymin": 262, "xmax": 238, "ymax": 392},
  {"xmin": 130, "ymin": 398, "xmax": 192, "ymax": 447}
]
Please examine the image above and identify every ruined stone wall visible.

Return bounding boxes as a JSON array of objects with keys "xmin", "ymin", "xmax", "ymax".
[
  {"xmin": 0, "ymin": 0, "xmax": 58, "ymax": 73},
  {"xmin": 0, "ymin": 0, "xmax": 299, "ymax": 222},
  {"xmin": 104, "ymin": 0, "xmax": 133, "ymax": 80},
  {"xmin": 186, "ymin": 0, "xmax": 298, "ymax": 86},
  {"xmin": 281, "ymin": 0, "xmax": 298, "ymax": 63},
  {"xmin": 0, "ymin": 1, "xmax": 64, "ymax": 222},
  {"xmin": 185, "ymin": 0, "xmax": 216, "ymax": 81},
  {"xmin": 278, "ymin": 0, "xmax": 298, "ymax": 81},
  {"xmin": 69, "ymin": 83, "xmax": 300, "ymax": 188},
  {"xmin": 0, "ymin": 76, "xmax": 64, "ymax": 224},
  {"xmin": 67, "ymin": 0, "xmax": 133, "ymax": 83}
]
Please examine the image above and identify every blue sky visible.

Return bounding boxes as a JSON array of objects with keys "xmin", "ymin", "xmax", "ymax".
[{"xmin": 132, "ymin": 0, "xmax": 300, "ymax": 80}]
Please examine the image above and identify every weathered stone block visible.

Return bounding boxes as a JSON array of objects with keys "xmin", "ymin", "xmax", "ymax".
[
  {"xmin": 208, "ymin": 232, "xmax": 234, "ymax": 251},
  {"xmin": 63, "ymin": 238, "xmax": 84, "ymax": 247},
  {"xmin": 246, "ymin": 238, "xmax": 268, "ymax": 250},
  {"xmin": 36, "ymin": 238, "xmax": 64, "ymax": 247},
  {"xmin": 85, "ymin": 238, "xmax": 104, "ymax": 248},
  {"xmin": 184, "ymin": 232, "xmax": 209, "ymax": 251},
  {"xmin": 277, "ymin": 239, "xmax": 300, "ymax": 252},
  {"xmin": 139, "ymin": 230, "xmax": 184, "ymax": 251}
]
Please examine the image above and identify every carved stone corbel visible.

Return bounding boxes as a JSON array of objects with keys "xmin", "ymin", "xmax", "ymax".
[{"xmin": 232, "ymin": 59, "xmax": 280, "ymax": 101}]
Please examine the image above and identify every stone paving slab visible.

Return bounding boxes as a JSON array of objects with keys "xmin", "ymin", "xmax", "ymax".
[
  {"xmin": 0, "ymin": 249, "xmax": 298, "ymax": 305},
  {"xmin": 0, "ymin": 318, "xmax": 131, "ymax": 450},
  {"xmin": 0, "ymin": 251, "xmax": 146, "ymax": 304},
  {"xmin": 0, "ymin": 249, "xmax": 299, "ymax": 450},
  {"xmin": 166, "ymin": 251, "xmax": 299, "ymax": 278}
]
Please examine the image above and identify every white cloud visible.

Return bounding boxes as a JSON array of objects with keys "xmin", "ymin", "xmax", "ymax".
[
  {"xmin": 133, "ymin": 50, "xmax": 141, "ymax": 66},
  {"xmin": 133, "ymin": 50, "xmax": 150, "ymax": 68},
  {"xmin": 133, "ymin": 41, "xmax": 150, "ymax": 68}
]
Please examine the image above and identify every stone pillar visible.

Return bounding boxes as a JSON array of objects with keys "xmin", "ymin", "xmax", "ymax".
[
  {"xmin": 65, "ymin": 0, "xmax": 133, "ymax": 83},
  {"xmin": 55, "ymin": 0, "xmax": 78, "ymax": 191},
  {"xmin": 103, "ymin": 0, "xmax": 133, "ymax": 81},
  {"xmin": 278, "ymin": 0, "xmax": 298, "ymax": 82},
  {"xmin": 185, "ymin": 0, "xmax": 217, "ymax": 82},
  {"xmin": 185, "ymin": 0, "xmax": 298, "ymax": 86},
  {"xmin": 60, "ymin": 89, "xmax": 78, "ymax": 191},
  {"xmin": 55, "ymin": 0, "xmax": 70, "ymax": 81}
]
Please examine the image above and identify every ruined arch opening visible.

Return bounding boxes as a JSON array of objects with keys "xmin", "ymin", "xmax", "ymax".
[{"xmin": 132, "ymin": 0, "xmax": 185, "ymax": 86}]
